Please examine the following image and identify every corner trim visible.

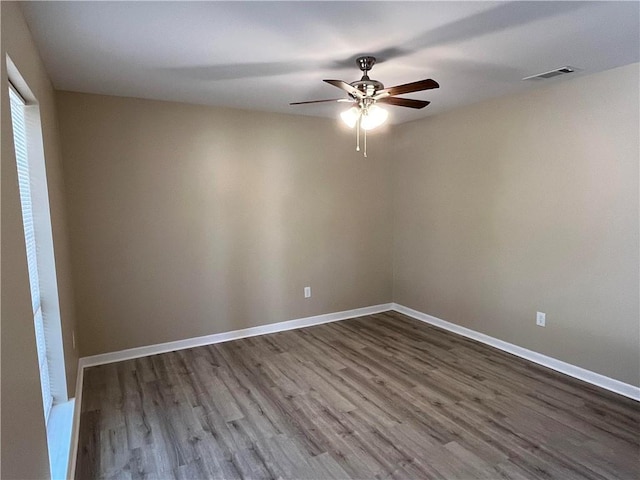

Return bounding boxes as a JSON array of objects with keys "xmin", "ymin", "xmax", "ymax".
[
  {"xmin": 67, "ymin": 359, "xmax": 84, "ymax": 479},
  {"xmin": 392, "ymin": 303, "xmax": 640, "ymax": 401}
]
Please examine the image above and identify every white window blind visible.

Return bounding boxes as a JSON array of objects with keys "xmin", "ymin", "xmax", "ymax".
[{"xmin": 9, "ymin": 84, "xmax": 53, "ymax": 423}]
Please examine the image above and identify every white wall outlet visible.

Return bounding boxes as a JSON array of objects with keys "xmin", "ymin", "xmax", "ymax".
[
  {"xmin": 72, "ymin": 330, "xmax": 77, "ymax": 350},
  {"xmin": 536, "ymin": 311, "xmax": 546, "ymax": 327},
  {"xmin": 304, "ymin": 286, "xmax": 311, "ymax": 298}
]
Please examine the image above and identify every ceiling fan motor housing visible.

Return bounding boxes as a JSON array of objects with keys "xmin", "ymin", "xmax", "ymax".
[{"xmin": 351, "ymin": 79, "xmax": 384, "ymax": 97}]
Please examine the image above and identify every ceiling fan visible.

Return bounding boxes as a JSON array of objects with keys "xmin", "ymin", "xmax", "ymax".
[{"xmin": 290, "ymin": 56, "xmax": 439, "ymax": 156}]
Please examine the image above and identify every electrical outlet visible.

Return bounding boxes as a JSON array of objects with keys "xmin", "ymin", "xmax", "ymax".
[
  {"xmin": 536, "ymin": 311, "xmax": 546, "ymax": 327},
  {"xmin": 72, "ymin": 330, "xmax": 77, "ymax": 349},
  {"xmin": 304, "ymin": 286, "xmax": 311, "ymax": 298}
]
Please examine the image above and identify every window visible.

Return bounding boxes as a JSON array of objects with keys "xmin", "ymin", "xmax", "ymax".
[
  {"xmin": 9, "ymin": 84, "xmax": 54, "ymax": 422},
  {"xmin": 8, "ymin": 56, "xmax": 73, "ymax": 479}
]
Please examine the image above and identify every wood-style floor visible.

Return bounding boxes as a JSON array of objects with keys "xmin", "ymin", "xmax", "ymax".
[{"xmin": 76, "ymin": 311, "xmax": 640, "ymax": 479}]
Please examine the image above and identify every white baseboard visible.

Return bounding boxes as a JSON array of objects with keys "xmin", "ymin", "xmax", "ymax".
[
  {"xmin": 392, "ymin": 303, "xmax": 640, "ymax": 402},
  {"xmin": 67, "ymin": 300, "xmax": 638, "ymax": 478},
  {"xmin": 80, "ymin": 303, "xmax": 393, "ymax": 368}
]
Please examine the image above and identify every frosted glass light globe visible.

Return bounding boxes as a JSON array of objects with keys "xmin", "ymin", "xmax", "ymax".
[
  {"xmin": 340, "ymin": 106, "xmax": 361, "ymax": 129},
  {"xmin": 360, "ymin": 105, "xmax": 388, "ymax": 130}
]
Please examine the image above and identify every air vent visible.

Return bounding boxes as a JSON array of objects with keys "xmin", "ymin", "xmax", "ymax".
[{"xmin": 522, "ymin": 66, "xmax": 577, "ymax": 81}]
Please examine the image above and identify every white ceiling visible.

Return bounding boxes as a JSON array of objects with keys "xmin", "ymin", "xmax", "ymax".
[{"xmin": 21, "ymin": 1, "xmax": 640, "ymax": 124}]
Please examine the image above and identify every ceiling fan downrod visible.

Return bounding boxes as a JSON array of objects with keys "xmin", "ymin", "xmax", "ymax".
[{"xmin": 357, "ymin": 56, "xmax": 376, "ymax": 79}]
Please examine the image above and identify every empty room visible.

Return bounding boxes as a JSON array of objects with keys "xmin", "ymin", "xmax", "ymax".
[{"xmin": 1, "ymin": 1, "xmax": 639, "ymax": 479}]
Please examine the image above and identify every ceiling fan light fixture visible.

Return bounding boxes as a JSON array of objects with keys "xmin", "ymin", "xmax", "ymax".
[
  {"xmin": 340, "ymin": 106, "xmax": 360, "ymax": 128},
  {"xmin": 361, "ymin": 105, "xmax": 388, "ymax": 131}
]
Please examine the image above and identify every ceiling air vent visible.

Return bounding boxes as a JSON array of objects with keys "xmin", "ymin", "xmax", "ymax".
[{"xmin": 522, "ymin": 66, "xmax": 577, "ymax": 81}]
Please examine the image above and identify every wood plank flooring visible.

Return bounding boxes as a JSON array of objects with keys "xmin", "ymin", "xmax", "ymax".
[{"xmin": 76, "ymin": 311, "xmax": 640, "ymax": 479}]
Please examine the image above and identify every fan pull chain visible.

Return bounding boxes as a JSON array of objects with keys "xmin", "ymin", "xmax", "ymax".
[
  {"xmin": 356, "ymin": 118, "xmax": 360, "ymax": 152},
  {"xmin": 364, "ymin": 127, "xmax": 367, "ymax": 158}
]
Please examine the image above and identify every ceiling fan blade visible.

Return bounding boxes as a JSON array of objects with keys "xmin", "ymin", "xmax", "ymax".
[
  {"xmin": 374, "ymin": 79, "xmax": 439, "ymax": 99},
  {"xmin": 323, "ymin": 79, "xmax": 365, "ymax": 98},
  {"xmin": 377, "ymin": 97, "xmax": 431, "ymax": 109},
  {"xmin": 290, "ymin": 98, "xmax": 352, "ymax": 105}
]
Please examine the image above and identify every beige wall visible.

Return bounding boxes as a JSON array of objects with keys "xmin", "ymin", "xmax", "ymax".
[
  {"xmin": 1, "ymin": 2, "xmax": 79, "ymax": 478},
  {"xmin": 57, "ymin": 65, "xmax": 639, "ymax": 388},
  {"xmin": 393, "ymin": 63, "xmax": 640, "ymax": 386},
  {"xmin": 56, "ymin": 92, "xmax": 393, "ymax": 356}
]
